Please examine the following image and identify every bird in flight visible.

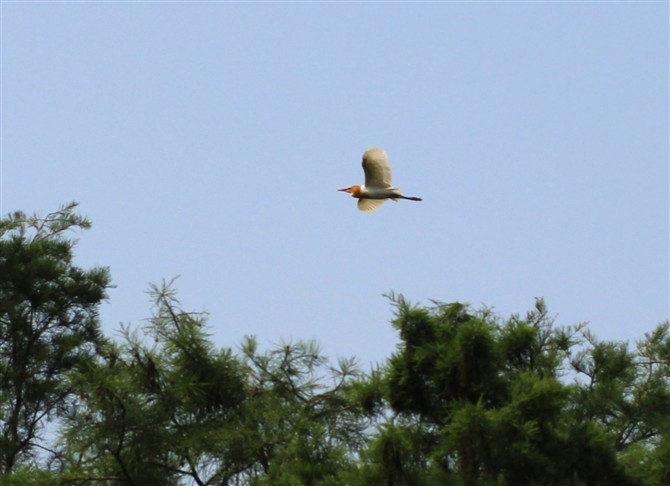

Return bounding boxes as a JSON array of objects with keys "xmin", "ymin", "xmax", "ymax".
[{"xmin": 338, "ymin": 148, "xmax": 422, "ymax": 212}]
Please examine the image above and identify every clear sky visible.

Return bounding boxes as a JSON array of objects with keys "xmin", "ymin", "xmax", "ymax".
[{"xmin": 2, "ymin": 2, "xmax": 668, "ymax": 367}]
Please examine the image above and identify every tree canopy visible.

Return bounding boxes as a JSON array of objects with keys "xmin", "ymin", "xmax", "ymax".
[
  {"xmin": 0, "ymin": 203, "xmax": 110, "ymax": 475},
  {"xmin": 1, "ymin": 204, "xmax": 668, "ymax": 485}
]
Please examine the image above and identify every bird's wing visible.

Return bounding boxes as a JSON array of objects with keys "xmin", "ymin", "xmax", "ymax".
[
  {"xmin": 362, "ymin": 148, "xmax": 392, "ymax": 188},
  {"xmin": 358, "ymin": 198, "xmax": 386, "ymax": 212}
]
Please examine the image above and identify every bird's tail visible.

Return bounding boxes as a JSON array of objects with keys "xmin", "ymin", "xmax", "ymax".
[{"xmin": 391, "ymin": 189, "xmax": 422, "ymax": 202}]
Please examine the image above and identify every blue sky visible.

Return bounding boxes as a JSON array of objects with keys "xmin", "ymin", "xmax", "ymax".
[{"xmin": 2, "ymin": 2, "xmax": 668, "ymax": 367}]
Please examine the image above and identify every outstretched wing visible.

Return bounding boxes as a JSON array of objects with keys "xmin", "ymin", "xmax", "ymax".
[
  {"xmin": 362, "ymin": 148, "xmax": 392, "ymax": 189},
  {"xmin": 358, "ymin": 198, "xmax": 386, "ymax": 213}
]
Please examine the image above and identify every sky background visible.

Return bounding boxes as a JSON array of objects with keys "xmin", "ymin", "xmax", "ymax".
[{"xmin": 2, "ymin": 2, "xmax": 668, "ymax": 368}]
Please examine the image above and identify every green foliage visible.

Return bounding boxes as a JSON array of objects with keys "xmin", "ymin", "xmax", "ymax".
[
  {"xmin": 359, "ymin": 295, "xmax": 668, "ymax": 485},
  {"xmin": 353, "ymin": 423, "xmax": 435, "ymax": 486},
  {"xmin": 55, "ymin": 280, "xmax": 368, "ymax": 485},
  {"xmin": 0, "ymin": 202, "xmax": 110, "ymax": 473},
  {"xmin": 1, "ymin": 205, "xmax": 668, "ymax": 484},
  {"xmin": 0, "ymin": 466, "xmax": 61, "ymax": 485}
]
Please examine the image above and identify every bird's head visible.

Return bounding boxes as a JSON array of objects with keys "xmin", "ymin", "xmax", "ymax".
[{"xmin": 337, "ymin": 185, "xmax": 362, "ymax": 197}]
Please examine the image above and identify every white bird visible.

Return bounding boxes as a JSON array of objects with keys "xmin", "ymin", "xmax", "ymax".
[{"xmin": 338, "ymin": 148, "xmax": 422, "ymax": 212}]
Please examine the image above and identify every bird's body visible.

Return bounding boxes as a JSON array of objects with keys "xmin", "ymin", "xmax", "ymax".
[{"xmin": 338, "ymin": 148, "xmax": 422, "ymax": 212}]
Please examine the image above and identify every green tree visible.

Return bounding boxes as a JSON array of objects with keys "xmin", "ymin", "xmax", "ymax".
[
  {"xmin": 57, "ymin": 287, "xmax": 668, "ymax": 485},
  {"xmin": 59, "ymin": 281, "xmax": 367, "ymax": 485},
  {"xmin": 352, "ymin": 295, "xmax": 667, "ymax": 485},
  {"xmin": 571, "ymin": 323, "xmax": 670, "ymax": 484},
  {"xmin": 0, "ymin": 202, "xmax": 110, "ymax": 473},
  {"xmin": 3, "ymin": 204, "xmax": 668, "ymax": 484}
]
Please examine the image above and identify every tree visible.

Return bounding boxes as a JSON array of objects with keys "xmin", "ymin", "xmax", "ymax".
[
  {"xmin": 3, "ymin": 203, "xmax": 669, "ymax": 484},
  {"xmin": 571, "ymin": 323, "xmax": 670, "ymax": 484},
  {"xmin": 352, "ymin": 295, "xmax": 668, "ymax": 485},
  {"xmin": 59, "ymin": 280, "xmax": 367, "ymax": 485},
  {"xmin": 0, "ymin": 202, "xmax": 110, "ymax": 473}
]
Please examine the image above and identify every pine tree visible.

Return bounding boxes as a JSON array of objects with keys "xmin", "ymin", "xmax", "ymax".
[
  {"xmin": 3, "ymin": 204, "xmax": 668, "ymax": 484},
  {"xmin": 352, "ymin": 295, "xmax": 661, "ymax": 485},
  {"xmin": 0, "ymin": 202, "xmax": 110, "ymax": 473},
  {"xmin": 60, "ymin": 280, "xmax": 367, "ymax": 484}
]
